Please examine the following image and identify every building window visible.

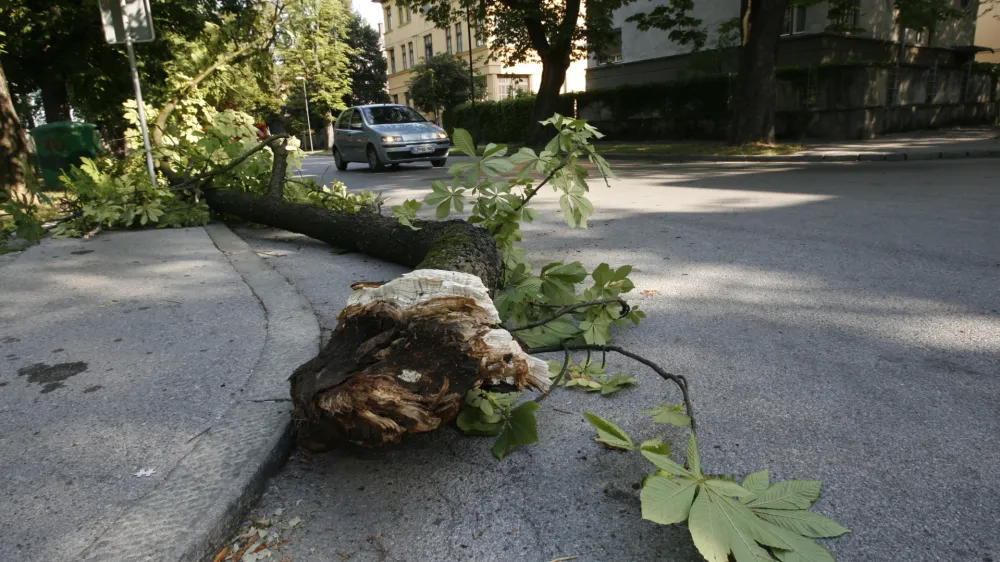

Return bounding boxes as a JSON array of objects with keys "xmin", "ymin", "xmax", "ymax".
[
  {"xmin": 398, "ymin": 5, "xmax": 404, "ymax": 25},
  {"xmin": 424, "ymin": 35, "xmax": 433, "ymax": 60},
  {"xmin": 408, "ymin": 42, "xmax": 415, "ymax": 68},
  {"xmin": 474, "ymin": 21, "xmax": 486, "ymax": 47},
  {"xmin": 404, "ymin": 92, "xmax": 410, "ymax": 106},
  {"xmin": 497, "ymin": 75, "xmax": 530, "ymax": 98},
  {"xmin": 781, "ymin": 5, "xmax": 807, "ymax": 36},
  {"xmin": 389, "ymin": 48, "xmax": 396, "ymax": 73},
  {"xmin": 446, "ymin": 27, "xmax": 452, "ymax": 54},
  {"xmin": 393, "ymin": 94, "xmax": 399, "ymax": 104},
  {"xmin": 828, "ymin": 0, "xmax": 859, "ymax": 33},
  {"xmin": 456, "ymin": 23, "xmax": 464, "ymax": 53},
  {"xmin": 406, "ymin": 6, "xmax": 411, "ymax": 22},
  {"xmin": 925, "ymin": 64, "xmax": 938, "ymax": 103},
  {"xmin": 401, "ymin": 46, "xmax": 408, "ymax": 70},
  {"xmin": 385, "ymin": 7, "xmax": 393, "ymax": 31},
  {"xmin": 596, "ymin": 28, "xmax": 623, "ymax": 65}
]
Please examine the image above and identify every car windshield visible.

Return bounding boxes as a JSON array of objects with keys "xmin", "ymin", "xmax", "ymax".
[{"xmin": 363, "ymin": 106, "xmax": 427, "ymax": 125}]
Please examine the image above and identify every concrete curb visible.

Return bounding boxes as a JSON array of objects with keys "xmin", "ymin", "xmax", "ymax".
[
  {"xmin": 78, "ymin": 223, "xmax": 320, "ymax": 562},
  {"xmin": 603, "ymin": 148, "xmax": 1000, "ymax": 163}
]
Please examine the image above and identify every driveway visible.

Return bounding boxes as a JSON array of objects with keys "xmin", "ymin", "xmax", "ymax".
[{"xmin": 238, "ymin": 157, "xmax": 999, "ymax": 561}]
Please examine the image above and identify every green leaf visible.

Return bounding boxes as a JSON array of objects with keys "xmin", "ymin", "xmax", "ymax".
[
  {"xmin": 640, "ymin": 449, "xmax": 693, "ymax": 478},
  {"xmin": 391, "ymin": 199, "xmax": 423, "ymax": 230},
  {"xmin": 747, "ymin": 480, "xmax": 823, "ymax": 510},
  {"xmin": 742, "ymin": 470, "xmax": 771, "ymax": 496},
  {"xmin": 710, "ymin": 491, "xmax": 792, "ymax": 554},
  {"xmin": 584, "ymin": 411, "xmax": 635, "ymax": 450},
  {"xmin": 767, "ymin": 523, "xmax": 837, "ymax": 562},
  {"xmin": 456, "ymin": 407, "xmax": 503, "ymax": 436},
  {"xmin": 641, "ymin": 473, "xmax": 699, "ymax": 525},
  {"xmin": 640, "ymin": 438, "xmax": 670, "ymax": 455},
  {"xmin": 640, "ymin": 403, "xmax": 692, "ymax": 427},
  {"xmin": 689, "ymin": 489, "xmax": 731, "ymax": 562},
  {"xmin": 482, "ymin": 143, "xmax": 507, "ymax": 158},
  {"xmin": 452, "ymin": 128, "xmax": 476, "ymax": 157},
  {"xmin": 600, "ymin": 373, "xmax": 637, "ymax": 395},
  {"xmin": 752, "ymin": 509, "xmax": 850, "ymax": 539},
  {"xmin": 687, "ymin": 433, "xmax": 702, "ymax": 476},
  {"xmin": 705, "ymin": 478, "xmax": 753, "ymax": 499},
  {"xmin": 492, "ymin": 401, "xmax": 541, "ymax": 460}
]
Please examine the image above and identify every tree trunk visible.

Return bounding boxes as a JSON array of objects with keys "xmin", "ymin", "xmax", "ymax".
[
  {"xmin": 0, "ymin": 62, "xmax": 31, "ymax": 203},
  {"xmin": 203, "ymin": 189, "xmax": 504, "ymax": 292},
  {"xmin": 324, "ymin": 111, "xmax": 334, "ymax": 151},
  {"xmin": 201, "ymin": 188, "xmax": 529, "ymax": 450},
  {"xmin": 728, "ymin": 0, "xmax": 788, "ymax": 145},
  {"xmin": 529, "ymin": 54, "xmax": 570, "ymax": 145},
  {"xmin": 41, "ymin": 77, "xmax": 71, "ymax": 123},
  {"xmin": 289, "ymin": 270, "xmax": 550, "ymax": 450}
]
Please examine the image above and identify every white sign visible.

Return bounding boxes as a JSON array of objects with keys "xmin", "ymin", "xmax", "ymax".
[{"xmin": 99, "ymin": 0, "xmax": 155, "ymax": 44}]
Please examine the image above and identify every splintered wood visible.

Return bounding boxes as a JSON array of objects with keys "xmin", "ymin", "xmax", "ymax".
[{"xmin": 290, "ymin": 270, "xmax": 550, "ymax": 450}]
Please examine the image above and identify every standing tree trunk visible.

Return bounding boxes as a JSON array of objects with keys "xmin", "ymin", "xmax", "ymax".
[
  {"xmin": 530, "ymin": 53, "xmax": 571, "ymax": 144},
  {"xmin": 0, "ymin": 61, "xmax": 31, "ymax": 203},
  {"xmin": 324, "ymin": 111, "xmax": 335, "ymax": 151},
  {"xmin": 728, "ymin": 0, "xmax": 789, "ymax": 145},
  {"xmin": 40, "ymin": 77, "xmax": 71, "ymax": 123}
]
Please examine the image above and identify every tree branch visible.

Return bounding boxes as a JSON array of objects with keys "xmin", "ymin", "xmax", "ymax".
[
  {"xmin": 526, "ymin": 344, "xmax": 696, "ymax": 433},
  {"xmin": 507, "ymin": 298, "xmax": 630, "ymax": 332},
  {"xmin": 167, "ymin": 135, "xmax": 289, "ymax": 191}
]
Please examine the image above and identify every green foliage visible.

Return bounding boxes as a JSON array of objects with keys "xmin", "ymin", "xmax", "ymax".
[
  {"xmin": 278, "ymin": 0, "xmax": 354, "ymax": 125},
  {"xmin": 344, "ymin": 13, "xmax": 390, "ymax": 106},
  {"xmin": 895, "ymin": 0, "xmax": 968, "ymax": 31},
  {"xmin": 547, "ymin": 357, "xmax": 638, "ymax": 396},
  {"xmin": 625, "ymin": 0, "xmax": 707, "ymax": 48},
  {"xmin": 51, "ymin": 154, "xmax": 210, "ymax": 238},
  {"xmin": 443, "ymin": 96, "xmax": 573, "ymax": 145},
  {"xmin": 284, "ymin": 179, "xmax": 381, "ymax": 213},
  {"xmin": 406, "ymin": 54, "xmax": 476, "ymax": 117},
  {"xmin": 583, "ymin": 411, "xmax": 851, "ymax": 562},
  {"xmin": 456, "ymin": 390, "xmax": 541, "ymax": 460}
]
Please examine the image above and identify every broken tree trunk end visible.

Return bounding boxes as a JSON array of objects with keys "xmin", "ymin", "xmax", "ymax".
[{"xmin": 291, "ymin": 270, "xmax": 550, "ymax": 450}]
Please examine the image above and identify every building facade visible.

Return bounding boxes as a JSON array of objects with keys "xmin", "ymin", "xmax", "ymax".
[
  {"xmin": 588, "ymin": 0, "xmax": 984, "ymax": 90},
  {"xmin": 975, "ymin": 10, "xmax": 1000, "ymax": 62},
  {"xmin": 374, "ymin": 0, "xmax": 586, "ymax": 111}
]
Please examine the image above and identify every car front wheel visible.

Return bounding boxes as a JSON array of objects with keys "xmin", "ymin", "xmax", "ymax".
[
  {"xmin": 333, "ymin": 148, "xmax": 347, "ymax": 171},
  {"xmin": 431, "ymin": 158, "xmax": 447, "ymax": 168},
  {"xmin": 367, "ymin": 146, "xmax": 385, "ymax": 172}
]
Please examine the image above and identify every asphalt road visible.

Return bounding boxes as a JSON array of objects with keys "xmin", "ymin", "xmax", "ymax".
[{"xmin": 242, "ymin": 156, "xmax": 999, "ymax": 562}]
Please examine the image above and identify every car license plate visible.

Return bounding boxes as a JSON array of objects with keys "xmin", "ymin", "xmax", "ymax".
[{"xmin": 411, "ymin": 144, "xmax": 434, "ymax": 154}]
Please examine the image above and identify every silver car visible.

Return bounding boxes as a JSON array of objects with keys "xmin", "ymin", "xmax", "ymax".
[{"xmin": 332, "ymin": 105, "xmax": 450, "ymax": 172}]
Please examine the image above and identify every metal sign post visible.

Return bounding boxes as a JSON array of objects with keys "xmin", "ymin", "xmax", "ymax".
[{"xmin": 99, "ymin": 0, "xmax": 157, "ymax": 188}]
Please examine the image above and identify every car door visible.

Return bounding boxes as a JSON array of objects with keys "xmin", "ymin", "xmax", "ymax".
[
  {"xmin": 333, "ymin": 111, "xmax": 349, "ymax": 157},
  {"xmin": 347, "ymin": 109, "xmax": 366, "ymax": 160}
]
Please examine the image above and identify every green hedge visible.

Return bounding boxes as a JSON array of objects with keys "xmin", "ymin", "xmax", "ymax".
[
  {"xmin": 442, "ymin": 76, "xmax": 734, "ymax": 144},
  {"xmin": 443, "ymin": 97, "xmax": 547, "ymax": 145}
]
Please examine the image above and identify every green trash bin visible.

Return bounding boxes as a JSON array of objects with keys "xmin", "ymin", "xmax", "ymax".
[{"xmin": 28, "ymin": 122, "xmax": 102, "ymax": 188}]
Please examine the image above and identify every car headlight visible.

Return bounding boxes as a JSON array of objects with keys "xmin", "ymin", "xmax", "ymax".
[
  {"xmin": 381, "ymin": 136, "xmax": 403, "ymax": 143},
  {"xmin": 434, "ymin": 132, "xmax": 448, "ymax": 139}
]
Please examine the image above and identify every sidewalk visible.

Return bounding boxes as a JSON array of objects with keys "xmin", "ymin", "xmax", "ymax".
[
  {"xmin": 601, "ymin": 125, "xmax": 1000, "ymax": 162},
  {"xmin": 0, "ymin": 226, "xmax": 318, "ymax": 562}
]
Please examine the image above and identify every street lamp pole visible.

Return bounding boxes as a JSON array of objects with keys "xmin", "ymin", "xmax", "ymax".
[
  {"xmin": 296, "ymin": 76, "xmax": 314, "ymax": 152},
  {"xmin": 467, "ymin": 10, "xmax": 475, "ymax": 113}
]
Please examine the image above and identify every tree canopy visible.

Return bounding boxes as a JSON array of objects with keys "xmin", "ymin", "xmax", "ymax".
[
  {"xmin": 407, "ymin": 54, "xmax": 474, "ymax": 118},
  {"xmin": 344, "ymin": 13, "xmax": 389, "ymax": 107}
]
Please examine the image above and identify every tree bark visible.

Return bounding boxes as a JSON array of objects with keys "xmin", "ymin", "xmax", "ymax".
[
  {"xmin": 203, "ymin": 188, "xmax": 504, "ymax": 293},
  {"xmin": 289, "ymin": 270, "xmax": 550, "ymax": 449},
  {"xmin": 728, "ymin": 0, "xmax": 788, "ymax": 145},
  {"xmin": 530, "ymin": 54, "xmax": 571, "ymax": 144},
  {"xmin": 201, "ymin": 187, "xmax": 521, "ymax": 451},
  {"xmin": 0, "ymin": 62, "xmax": 31, "ymax": 203},
  {"xmin": 324, "ymin": 111, "xmax": 335, "ymax": 151},
  {"xmin": 40, "ymin": 77, "xmax": 71, "ymax": 123}
]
